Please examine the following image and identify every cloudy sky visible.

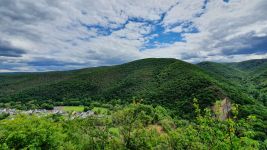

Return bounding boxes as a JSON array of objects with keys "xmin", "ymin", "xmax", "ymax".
[{"xmin": 0, "ymin": 0, "xmax": 267, "ymax": 72}]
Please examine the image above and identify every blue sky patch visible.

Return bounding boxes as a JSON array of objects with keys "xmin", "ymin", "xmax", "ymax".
[{"xmin": 141, "ymin": 24, "xmax": 185, "ymax": 50}]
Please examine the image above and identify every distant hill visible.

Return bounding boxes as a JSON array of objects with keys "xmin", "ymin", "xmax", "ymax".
[
  {"xmin": 198, "ymin": 60, "xmax": 267, "ymax": 120},
  {"xmin": 224, "ymin": 59, "xmax": 267, "ymax": 94},
  {"xmin": 0, "ymin": 58, "xmax": 266, "ymax": 118},
  {"xmin": 227, "ymin": 59, "xmax": 267, "ymax": 72}
]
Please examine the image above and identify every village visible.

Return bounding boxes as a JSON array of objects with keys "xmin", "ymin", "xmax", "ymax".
[{"xmin": 0, "ymin": 107, "xmax": 95, "ymax": 119}]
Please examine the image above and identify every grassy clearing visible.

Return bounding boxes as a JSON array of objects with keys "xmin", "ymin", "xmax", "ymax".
[
  {"xmin": 61, "ymin": 106, "xmax": 84, "ymax": 112},
  {"xmin": 92, "ymin": 107, "xmax": 109, "ymax": 115}
]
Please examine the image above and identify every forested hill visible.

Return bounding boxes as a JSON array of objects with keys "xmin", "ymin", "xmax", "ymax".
[
  {"xmin": 0, "ymin": 58, "xmax": 267, "ymax": 118},
  {"xmin": 197, "ymin": 59, "xmax": 267, "ymax": 120},
  {"xmin": 198, "ymin": 59, "xmax": 267, "ymax": 105}
]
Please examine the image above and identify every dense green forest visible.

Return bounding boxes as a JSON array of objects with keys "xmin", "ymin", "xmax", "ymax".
[
  {"xmin": 0, "ymin": 58, "xmax": 267, "ymax": 149},
  {"xmin": 0, "ymin": 58, "xmax": 266, "ymax": 117}
]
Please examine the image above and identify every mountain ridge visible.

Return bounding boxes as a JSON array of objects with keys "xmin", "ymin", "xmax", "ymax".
[{"xmin": 0, "ymin": 58, "xmax": 266, "ymax": 119}]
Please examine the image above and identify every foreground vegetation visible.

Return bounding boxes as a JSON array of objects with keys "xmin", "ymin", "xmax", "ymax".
[{"xmin": 0, "ymin": 100, "xmax": 266, "ymax": 150}]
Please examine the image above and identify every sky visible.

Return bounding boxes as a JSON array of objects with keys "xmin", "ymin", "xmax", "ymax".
[{"xmin": 0, "ymin": 0, "xmax": 267, "ymax": 72}]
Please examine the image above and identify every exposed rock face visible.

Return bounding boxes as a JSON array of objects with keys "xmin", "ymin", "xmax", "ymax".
[{"xmin": 212, "ymin": 98, "xmax": 231, "ymax": 120}]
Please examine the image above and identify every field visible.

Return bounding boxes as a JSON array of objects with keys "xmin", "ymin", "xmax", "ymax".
[{"xmin": 56, "ymin": 106, "xmax": 84, "ymax": 112}]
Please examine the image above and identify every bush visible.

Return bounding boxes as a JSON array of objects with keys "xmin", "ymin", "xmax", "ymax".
[
  {"xmin": 0, "ymin": 115, "xmax": 65, "ymax": 149},
  {"xmin": 41, "ymin": 103, "xmax": 54, "ymax": 110},
  {"xmin": 0, "ymin": 113, "xmax": 9, "ymax": 120}
]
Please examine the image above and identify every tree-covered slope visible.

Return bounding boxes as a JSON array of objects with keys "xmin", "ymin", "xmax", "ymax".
[
  {"xmin": 0, "ymin": 58, "xmax": 266, "ymax": 118},
  {"xmin": 198, "ymin": 60, "xmax": 267, "ymax": 121},
  {"xmin": 226, "ymin": 59, "xmax": 267, "ymax": 106},
  {"xmin": 0, "ymin": 58, "xmax": 231, "ymax": 115},
  {"xmin": 228, "ymin": 59, "xmax": 267, "ymax": 72},
  {"xmin": 197, "ymin": 62, "xmax": 254, "ymax": 104}
]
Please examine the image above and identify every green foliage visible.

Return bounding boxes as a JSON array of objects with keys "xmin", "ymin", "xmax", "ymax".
[
  {"xmin": 40, "ymin": 103, "xmax": 54, "ymax": 110},
  {"xmin": 1, "ymin": 58, "xmax": 265, "ymax": 120},
  {"xmin": 0, "ymin": 58, "xmax": 230, "ymax": 117},
  {"xmin": 92, "ymin": 107, "xmax": 109, "ymax": 115},
  {"xmin": 0, "ymin": 113, "xmax": 9, "ymax": 120},
  {"xmin": 0, "ymin": 115, "xmax": 65, "ymax": 149},
  {"xmin": 61, "ymin": 106, "xmax": 84, "ymax": 112},
  {"xmin": 0, "ymin": 102, "xmax": 262, "ymax": 150},
  {"xmin": 198, "ymin": 60, "xmax": 267, "ymax": 142}
]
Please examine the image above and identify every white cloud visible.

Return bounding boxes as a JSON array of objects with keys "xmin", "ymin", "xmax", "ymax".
[
  {"xmin": 0, "ymin": 0, "xmax": 267, "ymax": 72},
  {"xmin": 163, "ymin": 0, "xmax": 205, "ymax": 26},
  {"xmin": 156, "ymin": 0, "xmax": 267, "ymax": 62}
]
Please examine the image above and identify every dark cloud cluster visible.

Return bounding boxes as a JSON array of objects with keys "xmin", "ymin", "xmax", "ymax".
[
  {"xmin": 0, "ymin": 40, "xmax": 25, "ymax": 57},
  {"xmin": 27, "ymin": 58, "xmax": 83, "ymax": 67},
  {"xmin": 0, "ymin": 0, "xmax": 57, "ymax": 23},
  {"xmin": 221, "ymin": 34, "xmax": 267, "ymax": 55}
]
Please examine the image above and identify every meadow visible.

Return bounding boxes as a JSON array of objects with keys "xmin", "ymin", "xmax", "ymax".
[{"xmin": 56, "ymin": 106, "xmax": 85, "ymax": 112}]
